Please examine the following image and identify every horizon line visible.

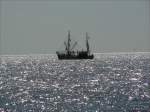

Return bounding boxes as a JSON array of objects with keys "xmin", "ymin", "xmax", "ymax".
[{"xmin": 0, "ymin": 51, "xmax": 150, "ymax": 57}]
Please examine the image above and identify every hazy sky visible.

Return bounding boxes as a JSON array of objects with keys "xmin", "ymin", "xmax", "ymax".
[{"xmin": 0, "ymin": 0, "xmax": 149, "ymax": 55}]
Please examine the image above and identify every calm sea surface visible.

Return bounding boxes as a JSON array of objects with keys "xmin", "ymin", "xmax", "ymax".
[{"xmin": 0, "ymin": 53, "xmax": 150, "ymax": 112}]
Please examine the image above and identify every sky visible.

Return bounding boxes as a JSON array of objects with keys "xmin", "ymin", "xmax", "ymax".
[{"xmin": 0, "ymin": 0, "xmax": 149, "ymax": 55}]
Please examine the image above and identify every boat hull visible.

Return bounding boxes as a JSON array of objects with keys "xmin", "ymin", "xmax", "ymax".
[{"xmin": 57, "ymin": 54, "xmax": 94, "ymax": 60}]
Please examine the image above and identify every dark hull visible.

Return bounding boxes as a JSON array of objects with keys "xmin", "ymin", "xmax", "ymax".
[{"xmin": 57, "ymin": 54, "xmax": 94, "ymax": 60}]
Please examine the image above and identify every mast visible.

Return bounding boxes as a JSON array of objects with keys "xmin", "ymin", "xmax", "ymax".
[
  {"xmin": 67, "ymin": 30, "xmax": 71, "ymax": 54},
  {"xmin": 86, "ymin": 32, "xmax": 90, "ymax": 53}
]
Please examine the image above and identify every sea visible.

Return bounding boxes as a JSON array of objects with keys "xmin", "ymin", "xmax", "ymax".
[{"xmin": 0, "ymin": 52, "xmax": 150, "ymax": 112}]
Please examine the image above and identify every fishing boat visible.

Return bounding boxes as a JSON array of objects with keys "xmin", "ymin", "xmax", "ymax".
[{"xmin": 56, "ymin": 31, "xmax": 94, "ymax": 60}]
